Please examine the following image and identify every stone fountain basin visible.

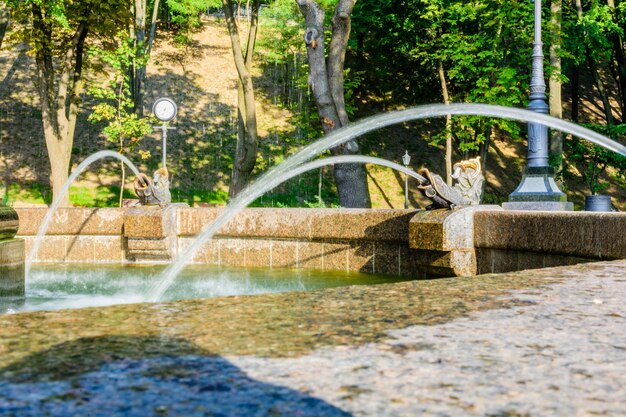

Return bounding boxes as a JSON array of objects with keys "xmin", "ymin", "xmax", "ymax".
[{"xmin": 13, "ymin": 206, "xmax": 626, "ymax": 276}]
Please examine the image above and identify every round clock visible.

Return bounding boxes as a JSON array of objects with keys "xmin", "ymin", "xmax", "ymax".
[{"xmin": 152, "ymin": 97, "xmax": 178, "ymax": 122}]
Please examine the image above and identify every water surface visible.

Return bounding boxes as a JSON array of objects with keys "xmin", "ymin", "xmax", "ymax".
[{"xmin": 2, "ymin": 264, "xmax": 409, "ymax": 313}]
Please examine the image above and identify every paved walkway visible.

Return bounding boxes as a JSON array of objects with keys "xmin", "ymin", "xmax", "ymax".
[{"xmin": 234, "ymin": 269, "xmax": 626, "ymax": 416}]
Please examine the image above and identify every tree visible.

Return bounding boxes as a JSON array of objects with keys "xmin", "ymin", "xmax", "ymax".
[
  {"xmin": 9, "ymin": 0, "xmax": 132, "ymax": 206},
  {"xmin": 223, "ymin": 0, "xmax": 261, "ymax": 198},
  {"xmin": 406, "ymin": 0, "xmax": 533, "ymax": 179},
  {"xmin": 0, "ymin": 1, "xmax": 10, "ymax": 49},
  {"xmin": 88, "ymin": 34, "xmax": 153, "ymax": 206},
  {"xmin": 549, "ymin": 0, "xmax": 564, "ymax": 173},
  {"xmin": 296, "ymin": 0, "xmax": 371, "ymax": 208}
]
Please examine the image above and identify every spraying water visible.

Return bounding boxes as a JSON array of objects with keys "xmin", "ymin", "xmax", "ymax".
[
  {"xmin": 148, "ymin": 103, "xmax": 626, "ymax": 301},
  {"xmin": 25, "ymin": 150, "xmax": 142, "ymax": 278},
  {"xmin": 148, "ymin": 155, "xmax": 440, "ymax": 300}
]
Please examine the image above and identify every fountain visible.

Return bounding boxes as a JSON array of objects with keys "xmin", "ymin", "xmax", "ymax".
[
  {"xmin": 24, "ymin": 150, "xmax": 142, "ymax": 278},
  {"xmin": 148, "ymin": 103, "xmax": 626, "ymax": 301},
  {"xmin": 4, "ymin": 103, "xmax": 624, "ymax": 308},
  {"xmin": 0, "ymin": 206, "xmax": 23, "ymax": 297}
]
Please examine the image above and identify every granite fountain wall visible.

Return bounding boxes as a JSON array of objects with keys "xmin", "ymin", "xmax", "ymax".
[
  {"xmin": 13, "ymin": 206, "xmax": 626, "ymax": 278},
  {"xmin": 0, "ymin": 207, "xmax": 24, "ymax": 296}
]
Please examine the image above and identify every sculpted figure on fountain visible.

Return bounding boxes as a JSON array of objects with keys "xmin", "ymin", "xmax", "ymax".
[{"xmin": 417, "ymin": 157, "xmax": 484, "ymax": 210}]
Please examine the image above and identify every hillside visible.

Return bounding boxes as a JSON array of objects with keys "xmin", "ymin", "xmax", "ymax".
[{"xmin": 0, "ymin": 17, "xmax": 623, "ymax": 210}]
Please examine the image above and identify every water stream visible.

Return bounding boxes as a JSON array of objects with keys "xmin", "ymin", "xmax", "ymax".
[
  {"xmin": 149, "ymin": 103, "xmax": 626, "ymax": 301},
  {"xmin": 25, "ymin": 150, "xmax": 141, "ymax": 278}
]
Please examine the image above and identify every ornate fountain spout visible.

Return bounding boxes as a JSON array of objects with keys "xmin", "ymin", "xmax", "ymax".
[
  {"xmin": 133, "ymin": 167, "xmax": 172, "ymax": 206},
  {"xmin": 417, "ymin": 157, "xmax": 484, "ymax": 210}
]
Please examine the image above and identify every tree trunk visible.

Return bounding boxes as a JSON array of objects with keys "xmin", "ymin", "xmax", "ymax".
[
  {"xmin": 32, "ymin": 4, "xmax": 88, "ymax": 206},
  {"xmin": 437, "ymin": 60, "xmax": 453, "ymax": 186},
  {"xmin": 296, "ymin": 0, "xmax": 371, "ymax": 208},
  {"xmin": 0, "ymin": 2, "xmax": 9, "ymax": 50},
  {"xmin": 131, "ymin": 0, "xmax": 146, "ymax": 115},
  {"xmin": 146, "ymin": 0, "xmax": 160, "ymax": 57},
  {"xmin": 607, "ymin": 0, "xmax": 626, "ymax": 122},
  {"xmin": 587, "ymin": 48, "xmax": 614, "ymax": 124},
  {"xmin": 223, "ymin": 0, "xmax": 260, "ymax": 198},
  {"xmin": 549, "ymin": 0, "xmax": 563, "ymax": 170},
  {"xmin": 571, "ymin": 66, "xmax": 580, "ymax": 122}
]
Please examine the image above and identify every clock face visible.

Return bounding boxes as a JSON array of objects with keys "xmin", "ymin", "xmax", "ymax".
[{"xmin": 153, "ymin": 98, "xmax": 177, "ymax": 122}]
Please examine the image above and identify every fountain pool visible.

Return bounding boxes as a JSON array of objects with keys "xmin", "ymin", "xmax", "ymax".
[{"xmin": 0, "ymin": 263, "xmax": 410, "ymax": 313}]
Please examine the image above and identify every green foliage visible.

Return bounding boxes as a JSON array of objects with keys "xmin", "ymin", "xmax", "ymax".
[
  {"xmin": 165, "ymin": 0, "xmax": 219, "ymax": 45},
  {"xmin": 565, "ymin": 124, "xmax": 626, "ymax": 195},
  {"xmin": 350, "ymin": 0, "xmax": 534, "ymax": 155},
  {"xmin": 88, "ymin": 33, "xmax": 153, "ymax": 159},
  {"xmin": 169, "ymin": 188, "xmax": 229, "ymax": 206}
]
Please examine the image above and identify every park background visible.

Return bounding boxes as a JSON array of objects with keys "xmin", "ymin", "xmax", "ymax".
[{"xmin": 0, "ymin": 0, "xmax": 624, "ymax": 210}]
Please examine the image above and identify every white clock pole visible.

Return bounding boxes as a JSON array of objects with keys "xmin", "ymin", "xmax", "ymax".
[
  {"xmin": 161, "ymin": 122, "xmax": 167, "ymax": 168},
  {"xmin": 152, "ymin": 98, "xmax": 178, "ymax": 170}
]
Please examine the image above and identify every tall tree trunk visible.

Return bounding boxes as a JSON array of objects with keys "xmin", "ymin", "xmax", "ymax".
[
  {"xmin": 297, "ymin": 0, "xmax": 371, "ymax": 208},
  {"xmin": 131, "ymin": 0, "xmax": 146, "ymax": 115},
  {"xmin": 549, "ymin": 0, "xmax": 563, "ymax": 171},
  {"xmin": 571, "ymin": 66, "xmax": 580, "ymax": 122},
  {"xmin": 224, "ymin": 0, "xmax": 260, "ymax": 198},
  {"xmin": 437, "ymin": 59, "xmax": 453, "ymax": 186},
  {"xmin": 146, "ymin": 0, "xmax": 161, "ymax": 57},
  {"xmin": 32, "ymin": 4, "xmax": 88, "ymax": 207},
  {"xmin": 0, "ymin": 2, "xmax": 9, "ymax": 50},
  {"xmin": 587, "ymin": 48, "xmax": 614, "ymax": 124},
  {"xmin": 607, "ymin": 0, "xmax": 626, "ymax": 122}
]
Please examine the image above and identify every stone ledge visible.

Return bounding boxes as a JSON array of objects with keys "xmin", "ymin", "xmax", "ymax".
[
  {"xmin": 177, "ymin": 208, "xmax": 415, "ymax": 242},
  {"xmin": 474, "ymin": 210, "xmax": 626, "ymax": 260},
  {"xmin": 15, "ymin": 208, "xmax": 125, "ymax": 236}
]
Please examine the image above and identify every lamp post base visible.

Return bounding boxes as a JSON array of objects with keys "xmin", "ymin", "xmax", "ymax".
[{"xmin": 505, "ymin": 166, "xmax": 573, "ymax": 211}]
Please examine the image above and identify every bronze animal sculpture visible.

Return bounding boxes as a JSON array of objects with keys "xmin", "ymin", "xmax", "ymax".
[
  {"xmin": 133, "ymin": 167, "xmax": 171, "ymax": 206},
  {"xmin": 417, "ymin": 157, "xmax": 484, "ymax": 210}
]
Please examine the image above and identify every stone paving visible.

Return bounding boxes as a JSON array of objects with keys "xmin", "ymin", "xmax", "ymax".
[
  {"xmin": 0, "ymin": 261, "xmax": 624, "ymax": 416},
  {"xmin": 233, "ymin": 271, "xmax": 626, "ymax": 416}
]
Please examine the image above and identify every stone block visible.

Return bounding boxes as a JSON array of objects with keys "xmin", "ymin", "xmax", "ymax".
[
  {"xmin": 127, "ymin": 238, "xmax": 170, "ymax": 252},
  {"xmin": 124, "ymin": 205, "xmax": 181, "ymax": 262},
  {"xmin": 0, "ymin": 238, "xmax": 24, "ymax": 266},
  {"xmin": 177, "ymin": 208, "xmax": 311, "ymax": 239},
  {"xmin": 309, "ymin": 209, "xmax": 414, "ymax": 242},
  {"xmin": 270, "ymin": 240, "xmax": 300, "ymax": 269},
  {"xmin": 66, "ymin": 235, "xmax": 96, "ymax": 262},
  {"xmin": 34, "ymin": 236, "xmax": 67, "ymax": 262},
  {"xmin": 322, "ymin": 241, "xmax": 350, "ymax": 272},
  {"xmin": 294, "ymin": 241, "xmax": 322, "ymax": 270},
  {"xmin": 92, "ymin": 236, "xmax": 125, "ymax": 263},
  {"xmin": 474, "ymin": 211, "xmax": 626, "ymax": 260},
  {"xmin": 243, "ymin": 239, "xmax": 272, "ymax": 268},
  {"xmin": 347, "ymin": 241, "xmax": 374, "ymax": 273},
  {"xmin": 476, "ymin": 248, "xmax": 591, "ymax": 274},
  {"xmin": 218, "ymin": 239, "xmax": 247, "ymax": 267},
  {"xmin": 0, "ymin": 239, "xmax": 26, "ymax": 297},
  {"xmin": 0, "ymin": 207, "xmax": 19, "ymax": 240},
  {"xmin": 178, "ymin": 237, "xmax": 219, "ymax": 264},
  {"xmin": 409, "ymin": 205, "xmax": 502, "ymax": 251},
  {"xmin": 373, "ymin": 243, "xmax": 400, "ymax": 276},
  {"xmin": 15, "ymin": 208, "xmax": 125, "ymax": 236},
  {"xmin": 0, "ymin": 264, "xmax": 24, "ymax": 297},
  {"xmin": 124, "ymin": 205, "xmax": 177, "ymax": 239},
  {"xmin": 177, "ymin": 208, "xmax": 221, "ymax": 237}
]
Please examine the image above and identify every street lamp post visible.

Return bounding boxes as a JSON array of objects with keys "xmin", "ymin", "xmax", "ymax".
[
  {"xmin": 504, "ymin": 0, "xmax": 573, "ymax": 211},
  {"xmin": 402, "ymin": 150, "xmax": 411, "ymax": 209}
]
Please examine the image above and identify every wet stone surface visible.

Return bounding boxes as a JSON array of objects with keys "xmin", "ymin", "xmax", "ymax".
[{"xmin": 0, "ymin": 260, "xmax": 624, "ymax": 416}]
